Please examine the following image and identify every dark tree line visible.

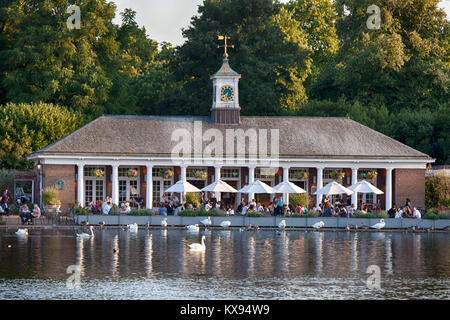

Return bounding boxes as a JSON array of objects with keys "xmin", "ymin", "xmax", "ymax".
[{"xmin": 0, "ymin": 0, "xmax": 448, "ymax": 168}]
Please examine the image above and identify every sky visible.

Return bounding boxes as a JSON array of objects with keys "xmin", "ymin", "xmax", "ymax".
[{"xmin": 112, "ymin": 0, "xmax": 450, "ymax": 46}]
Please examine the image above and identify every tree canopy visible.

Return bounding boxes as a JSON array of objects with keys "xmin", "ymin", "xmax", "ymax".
[{"xmin": 0, "ymin": 0, "xmax": 448, "ymax": 166}]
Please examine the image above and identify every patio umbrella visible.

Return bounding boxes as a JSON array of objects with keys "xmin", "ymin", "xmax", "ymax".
[
  {"xmin": 238, "ymin": 180, "xmax": 274, "ymax": 194},
  {"xmin": 273, "ymin": 181, "xmax": 307, "ymax": 194},
  {"xmin": 201, "ymin": 179, "xmax": 238, "ymax": 193},
  {"xmin": 348, "ymin": 179, "xmax": 384, "ymax": 195},
  {"xmin": 165, "ymin": 180, "xmax": 202, "ymax": 204},
  {"xmin": 313, "ymin": 181, "xmax": 353, "ymax": 196},
  {"xmin": 314, "ymin": 181, "xmax": 353, "ymax": 218}
]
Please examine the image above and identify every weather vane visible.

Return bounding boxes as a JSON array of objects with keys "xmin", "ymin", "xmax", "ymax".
[{"xmin": 217, "ymin": 35, "xmax": 234, "ymax": 59}]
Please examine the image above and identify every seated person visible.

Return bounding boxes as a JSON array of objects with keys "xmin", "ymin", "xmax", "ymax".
[
  {"xmin": 19, "ymin": 203, "xmax": 33, "ymax": 224},
  {"xmin": 102, "ymin": 200, "xmax": 111, "ymax": 215},
  {"xmin": 32, "ymin": 204, "xmax": 41, "ymax": 219},
  {"xmin": 166, "ymin": 202, "xmax": 174, "ymax": 215},
  {"xmin": 395, "ymin": 207, "xmax": 404, "ymax": 219},
  {"xmin": 388, "ymin": 204, "xmax": 397, "ymax": 218},
  {"xmin": 135, "ymin": 195, "xmax": 144, "ymax": 209},
  {"xmin": 339, "ymin": 205, "xmax": 348, "ymax": 217},
  {"xmin": 204, "ymin": 201, "xmax": 212, "ymax": 211}
]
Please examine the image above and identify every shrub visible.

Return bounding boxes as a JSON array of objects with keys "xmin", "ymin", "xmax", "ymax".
[
  {"xmin": 246, "ymin": 210, "xmax": 265, "ymax": 217},
  {"xmin": 128, "ymin": 209, "xmax": 155, "ymax": 216},
  {"xmin": 289, "ymin": 193, "xmax": 309, "ymax": 207},
  {"xmin": 423, "ymin": 212, "xmax": 439, "ymax": 220},
  {"xmin": 425, "ymin": 175, "xmax": 450, "ymax": 209},
  {"xmin": 352, "ymin": 211, "xmax": 387, "ymax": 218},
  {"xmin": 109, "ymin": 205, "xmax": 121, "ymax": 215},
  {"xmin": 73, "ymin": 207, "xmax": 91, "ymax": 215},
  {"xmin": 178, "ymin": 210, "xmax": 198, "ymax": 216},
  {"xmin": 42, "ymin": 187, "xmax": 60, "ymax": 206},
  {"xmin": 438, "ymin": 211, "xmax": 450, "ymax": 219},
  {"xmin": 185, "ymin": 192, "xmax": 202, "ymax": 207}
]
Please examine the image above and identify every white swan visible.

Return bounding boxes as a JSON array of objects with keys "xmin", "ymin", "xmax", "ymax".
[
  {"xmin": 189, "ymin": 235, "xmax": 206, "ymax": 251},
  {"xmin": 278, "ymin": 220, "xmax": 286, "ymax": 229},
  {"xmin": 186, "ymin": 224, "xmax": 199, "ymax": 232},
  {"xmin": 200, "ymin": 216, "xmax": 212, "ymax": 226},
  {"xmin": 312, "ymin": 221, "xmax": 325, "ymax": 229},
  {"xmin": 161, "ymin": 218, "xmax": 168, "ymax": 228},
  {"xmin": 127, "ymin": 223, "xmax": 138, "ymax": 232},
  {"xmin": 371, "ymin": 219, "xmax": 385, "ymax": 229},
  {"xmin": 15, "ymin": 228, "xmax": 28, "ymax": 236},
  {"xmin": 220, "ymin": 220, "xmax": 231, "ymax": 228},
  {"xmin": 76, "ymin": 226, "xmax": 94, "ymax": 238}
]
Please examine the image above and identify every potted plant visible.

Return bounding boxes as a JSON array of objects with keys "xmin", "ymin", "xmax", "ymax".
[
  {"xmin": 365, "ymin": 170, "xmax": 378, "ymax": 182},
  {"xmin": 330, "ymin": 170, "xmax": 345, "ymax": 180},
  {"xmin": 127, "ymin": 168, "xmax": 139, "ymax": 178},
  {"xmin": 42, "ymin": 186, "xmax": 61, "ymax": 215},
  {"xmin": 194, "ymin": 170, "xmax": 207, "ymax": 179},
  {"xmin": 93, "ymin": 168, "xmax": 104, "ymax": 178},
  {"xmin": 159, "ymin": 169, "xmax": 174, "ymax": 179}
]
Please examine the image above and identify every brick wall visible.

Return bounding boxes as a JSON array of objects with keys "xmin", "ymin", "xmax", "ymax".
[
  {"xmin": 43, "ymin": 164, "xmax": 76, "ymax": 211},
  {"xmin": 393, "ymin": 169, "xmax": 425, "ymax": 209}
]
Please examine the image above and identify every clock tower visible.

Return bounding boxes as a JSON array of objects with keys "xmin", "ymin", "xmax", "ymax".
[{"xmin": 211, "ymin": 36, "xmax": 241, "ymax": 124}]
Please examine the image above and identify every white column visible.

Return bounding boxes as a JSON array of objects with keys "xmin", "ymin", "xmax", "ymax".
[
  {"xmin": 77, "ymin": 163, "xmax": 84, "ymax": 207},
  {"xmin": 351, "ymin": 168, "xmax": 358, "ymax": 207},
  {"xmin": 112, "ymin": 164, "xmax": 119, "ymax": 206},
  {"xmin": 146, "ymin": 165, "xmax": 153, "ymax": 209},
  {"xmin": 283, "ymin": 166, "xmax": 289, "ymax": 205},
  {"xmin": 180, "ymin": 165, "xmax": 187, "ymax": 204},
  {"xmin": 386, "ymin": 168, "xmax": 393, "ymax": 210},
  {"xmin": 214, "ymin": 165, "xmax": 221, "ymax": 201},
  {"xmin": 248, "ymin": 166, "xmax": 255, "ymax": 203},
  {"xmin": 316, "ymin": 167, "xmax": 324, "ymax": 208}
]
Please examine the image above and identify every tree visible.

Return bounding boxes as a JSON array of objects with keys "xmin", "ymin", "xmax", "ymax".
[
  {"xmin": 0, "ymin": 102, "xmax": 86, "ymax": 169},
  {"xmin": 0, "ymin": 0, "xmax": 117, "ymax": 116},
  {"xmin": 167, "ymin": 0, "xmax": 311, "ymax": 115}
]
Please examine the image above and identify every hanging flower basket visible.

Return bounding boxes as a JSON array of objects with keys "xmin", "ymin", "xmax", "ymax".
[
  {"xmin": 159, "ymin": 169, "xmax": 174, "ymax": 179},
  {"xmin": 232, "ymin": 171, "xmax": 239, "ymax": 177},
  {"xmin": 194, "ymin": 170, "xmax": 207, "ymax": 179},
  {"xmin": 330, "ymin": 170, "xmax": 345, "ymax": 180},
  {"xmin": 366, "ymin": 170, "xmax": 378, "ymax": 182},
  {"xmin": 127, "ymin": 169, "xmax": 139, "ymax": 178},
  {"xmin": 93, "ymin": 169, "xmax": 104, "ymax": 178},
  {"xmin": 293, "ymin": 171, "xmax": 309, "ymax": 180}
]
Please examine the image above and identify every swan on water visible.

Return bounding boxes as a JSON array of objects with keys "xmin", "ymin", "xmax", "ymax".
[
  {"xmin": 220, "ymin": 220, "xmax": 231, "ymax": 228},
  {"xmin": 312, "ymin": 221, "xmax": 325, "ymax": 229},
  {"xmin": 161, "ymin": 218, "xmax": 168, "ymax": 228},
  {"xmin": 278, "ymin": 220, "xmax": 286, "ymax": 229},
  {"xmin": 371, "ymin": 219, "xmax": 385, "ymax": 229},
  {"xmin": 189, "ymin": 235, "xmax": 206, "ymax": 251},
  {"xmin": 200, "ymin": 217, "xmax": 212, "ymax": 226},
  {"xmin": 186, "ymin": 224, "xmax": 199, "ymax": 232},
  {"xmin": 127, "ymin": 223, "xmax": 138, "ymax": 232},
  {"xmin": 76, "ymin": 226, "xmax": 94, "ymax": 238},
  {"xmin": 15, "ymin": 228, "xmax": 28, "ymax": 236}
]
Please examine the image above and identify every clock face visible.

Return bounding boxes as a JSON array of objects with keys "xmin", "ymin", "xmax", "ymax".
[{"xmin": 219, "ymin": 85, "xmax": 235, "ymax": 102}]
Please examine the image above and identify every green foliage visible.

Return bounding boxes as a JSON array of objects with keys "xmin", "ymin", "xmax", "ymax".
[
  {"xmin": 289, "ymin": 193, "xmax": 310, "ymax": 207},
  {"xmin": 423, "ymin": 208, "xmax": 450, "ymax": 219},
  {"xmin": 185, "ymin": 192, "xmax": 202, "ymax": 208},
  {"xmin": 0, "ymin": 102, "xmax": 86, "ymax": 169},
  {"xmin": 73, "ymin": 207, "xmax": 91, "ymax": 216},
  {"xmin": 246, "ymin": 210, "xmax": 265, "ymax": 217},
  {"xmin": 178, "ymin": 210, "xmax": 199, "ymax": 216},
  {"xmin": 128, "ymin": 209, "xmax": 155, "ymax": 216},
  {"xmin": 109, "ymin": 205, "xmax": 121, "ymax": 215},
  {"xmin": 425, "ymin": 175, "xmax": 450, "ymax": 209},
  {"xmin": 352, "ymin": 211, "xmax": 388, "ymax": 218},
  {"xmin": 42, "ymin": 187, "xmax": 59, "ymax": 205}
]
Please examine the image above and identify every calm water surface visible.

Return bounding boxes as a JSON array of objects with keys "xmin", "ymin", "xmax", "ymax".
[{"xmin": 0, "ymin": 228, "xmax": 448, "ymax": 299}]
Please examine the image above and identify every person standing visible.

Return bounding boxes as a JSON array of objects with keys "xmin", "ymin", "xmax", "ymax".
[{"xmin": 1, "ymin": 189, "xmax": 9, "ymax": 215}]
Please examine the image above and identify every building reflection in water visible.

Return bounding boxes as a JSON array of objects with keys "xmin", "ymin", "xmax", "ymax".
[
  {"xmin": 247, "ymin": 235, "xmax": 256, "ymax": 277},
  {"xmin": 351, "ymin": 232, "xmax": 358, "ymax": 272},
  {"xmin": 313, "ymin": 232, "xmax": 324, "ymax": 274},
  {"xmin": 145, "ymin": 233, "xmax": 153, "ymax": 278},
  {"xmin": 75, "ymin": 238, "xmax": 85, "ymax": 277},
  {"xmin": 385, "ymin": 234, "xmax": 393, "ymax": 275},
  {"xmin": 111, "ymin": 234, "xmax": 119, "ymax": 279}
]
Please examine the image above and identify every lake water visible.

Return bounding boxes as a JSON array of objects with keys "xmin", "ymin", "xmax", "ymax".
[{"xmin": 0, "ymin": 228, "xmax": 449, "ymax": 300}]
